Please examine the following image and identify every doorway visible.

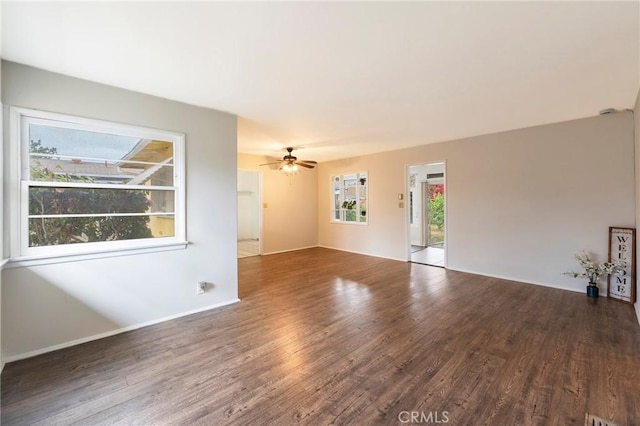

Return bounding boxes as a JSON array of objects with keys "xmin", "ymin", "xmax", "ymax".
[
  {"xmin": 408, "ymin": 162, "xmax": 446, "ymax": 267},
  {"xmin": 237, "ymin": 170, "xmax": 262, "ymax": 258}
]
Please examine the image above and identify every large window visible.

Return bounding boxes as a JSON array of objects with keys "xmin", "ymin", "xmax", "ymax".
[
  {"xmin": 10, "ymin": 107, "xmax": 186, "ymax": 260},
  {"xmin": 331, "ymin": 172, "xmax": 368, "ymax": 224}
]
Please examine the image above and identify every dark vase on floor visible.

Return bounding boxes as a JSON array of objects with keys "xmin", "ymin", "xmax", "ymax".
[{"xmin": 587, "ymin": 284, "xmax": 599, "ymax": 298}]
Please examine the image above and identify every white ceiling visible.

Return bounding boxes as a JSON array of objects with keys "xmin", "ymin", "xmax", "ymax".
[{"xmin": 2, "ymin": 2, "xmax": 639, "ymax": 162}]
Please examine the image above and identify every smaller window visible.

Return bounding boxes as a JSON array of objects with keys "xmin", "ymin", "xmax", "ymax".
[{"xmin": 331, "ymin": 172, "xmax": 368, "ymax": 224}]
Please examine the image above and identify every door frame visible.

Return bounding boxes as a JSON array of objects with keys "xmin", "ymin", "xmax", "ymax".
[
  {"xmin": 237, "ymin": 168, "xmax": 263, "ymax": 256},
  {"xmin": 405, "ymin": 161, "xmax": 447, "ymax": 267}
]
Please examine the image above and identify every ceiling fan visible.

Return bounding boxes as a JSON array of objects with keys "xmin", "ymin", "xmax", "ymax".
[{"xmin": 259, "ymin": 147, "xmax": 317, "ymax": 175}]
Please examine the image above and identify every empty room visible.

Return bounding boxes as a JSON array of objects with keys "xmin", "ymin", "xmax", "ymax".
[{"xmin": 1, "ymin": 1, "xmax": 639, "ymax": 425}]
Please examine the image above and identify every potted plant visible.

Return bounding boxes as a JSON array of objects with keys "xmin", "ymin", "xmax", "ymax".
[
  {"xmin": 341, "ymin": 200, "xmax": 356, "ymax": 210},
  {"xmin": 564, "ymin": 251, "xmax": 625, "ymax": 298}
]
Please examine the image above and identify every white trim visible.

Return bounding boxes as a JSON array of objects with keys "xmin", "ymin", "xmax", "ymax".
[
  {"xmin": 9, "ymin": 108, "xmax": 21, "ymax": 258},
  {"xmin": 262, "ymin": 245, "xmax": 319, "ymax": 256},
  {"xmin": 2, "ymin": 298, "xmax": 241, "ymax": 363},
  {"xmin": 14, "ymin": 107, "xmax": 185, "ymax": 142},
  {"xmin": 314, "ymin": 247, "xmax": 604, "ymax": 295},
  {"xmin": 29, "ymin": 212, "xmax": 176, "ymax": 219},
  {"xmin": 635, "ymin": 302, "xmax": 640, "ymax": 328},
  {"xmin": 329, "ymin": 220, "xmax": 368, "ymax": 226},
  {"xmin": 258, "ymin": 171, "xmax": 263, "ymax": 255},
  {"xmin": 30, "ymin": 152, "xmax": 175, "ymax": 168},
  {"xmin": 317, "ymin": 245, "xmax": 406, "ymax": 263},
  {"xmin": 24, "ymin": 181, "xmax": 175, "ymax": 191},
  {"xmin": 442, "ymin": 161, "xmax": 448, "ymax": 268},
  {"xmin": 0, "ymin": 259, "xmax": 9, "ymax": 270},
  {"xmin": 405, "ymin": 160, "xmax": 448, "ymax": 266},
  {"xmin": 5, "ymin": 241, "xmax": 189, "ymax": 268},
  {"xmin": 447, "ymin": 265, "xmax": 585, "ymax": 294},
  {"xmin": 237, "ymin": 168, "xmax": 264, "ymax": 256}
]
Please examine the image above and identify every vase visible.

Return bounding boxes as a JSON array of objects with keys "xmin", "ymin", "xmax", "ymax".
[{"xmin": 586, "ymin": 284, "xmax": 599, "ymax": 298}]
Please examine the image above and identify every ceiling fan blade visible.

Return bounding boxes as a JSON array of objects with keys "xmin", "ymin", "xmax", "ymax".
[
  {"xmin": 259, "ymin": 161, "xmax": 283, "ymax": 166},
  {"xmin": 295, "ymin": 161, "xmax": 315, "ymax": 169},
  {"xmin": 298, "ymin": 160, "xmax": 318, "ymax": 164}
]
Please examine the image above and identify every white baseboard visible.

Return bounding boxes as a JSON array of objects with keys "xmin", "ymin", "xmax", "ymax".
[
  {"xmin": 318, "ymin": 245, "xmax": 407, "ymax": 263},
  {"xmin": 635, "ymin": 302, "xmax": 640, "ymax": 328},
  {"xmin": 310, "ymin": 247, "xmax": 592, "ymax": 295},
  {"xmin": 2, "ymin": 298, "xmax": 241, "ymax": 364},
  {"xmin": 0, "ymin": 361, "xmax": 4, "ymax": 375},
  {"xmin": 447, "ymin": 266, "xmax": 584, "ymax": 294},
  {"xmin": 262, "ymin": 245, "xmax": 319, "ymax": 256}
]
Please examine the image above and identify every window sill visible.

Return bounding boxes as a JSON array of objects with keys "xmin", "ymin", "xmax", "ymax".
[
  {"xmin": 5, "ymin": 241, "xmax": 189, "ymax": 268},
  {"xmin": 330, "ymin": 221, "xmax": 368, "ymax": 226}
]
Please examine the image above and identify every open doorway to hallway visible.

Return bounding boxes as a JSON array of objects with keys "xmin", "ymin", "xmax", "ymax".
[
  {"xmin": 408, "ymin": 162, "xmax": 446, "ymax": 267},
  {"xmin": 238, "ymin": 170, "xmax": 262, "ymax": 258}
]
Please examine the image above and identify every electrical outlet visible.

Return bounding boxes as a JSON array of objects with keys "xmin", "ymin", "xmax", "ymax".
[{"xmin": 197, "ymin": 281, "xmax": 206, "ymax": 295}]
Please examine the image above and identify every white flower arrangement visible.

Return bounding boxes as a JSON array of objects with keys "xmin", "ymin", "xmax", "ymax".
[{"xmin": 564, "ymin": 250, "xmax": 626, "ymax": 285}]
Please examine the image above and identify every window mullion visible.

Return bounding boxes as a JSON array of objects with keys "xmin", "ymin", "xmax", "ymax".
[
  {"xmin": 29, "ymin": 152, "xmax": 174, "ymax": 168},
  {"xmin": 25, "ymin": 181, "xmax": 177, "ymax": 192},
  {"xmin": 28, "ymin": 212, "xmax": 176, "ymax": 219}
]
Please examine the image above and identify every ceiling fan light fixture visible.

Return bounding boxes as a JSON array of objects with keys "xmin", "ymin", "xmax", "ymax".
[
  {"xmin": 260, "ymin": 147, "xmax": 316, "ymax": 175},
  {"xmin": 281, "ymin": 163, "xmax": 297, "ymax": 175}
]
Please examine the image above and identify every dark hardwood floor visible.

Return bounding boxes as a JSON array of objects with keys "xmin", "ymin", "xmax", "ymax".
[{"xmin": 2, "ymin": 247, "xmax": 640, "ymax": 425}]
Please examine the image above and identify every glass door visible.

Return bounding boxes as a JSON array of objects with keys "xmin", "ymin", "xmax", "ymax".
[{"xmin": 426, "ymin": 183, "xmax": 444, "ymax": 248}]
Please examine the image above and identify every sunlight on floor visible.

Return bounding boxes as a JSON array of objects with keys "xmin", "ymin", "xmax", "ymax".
[{"xmin": 411, "ymin": 246, "xmax": 445, "ymax": 267}]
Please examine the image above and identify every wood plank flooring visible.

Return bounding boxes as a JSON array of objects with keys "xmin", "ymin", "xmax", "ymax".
[{"xmin": 2, "ymin": 247, "xmax": 640, "ymax": 425}]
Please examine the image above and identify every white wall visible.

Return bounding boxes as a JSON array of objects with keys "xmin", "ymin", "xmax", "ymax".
[
  {"xmin": 319, "ymin": 113, "xmax": 635, "ymax": 293},
  {"xmin": 1, "ymin": 61, "xmax": 239, "ymax": 360},
  {"xmin": 237, "ymin": 170, "xmax": 260, "ymax": 241},
  {"xmin": 238, "ymin": 153, "xmax": 318, "ymax": 254}
]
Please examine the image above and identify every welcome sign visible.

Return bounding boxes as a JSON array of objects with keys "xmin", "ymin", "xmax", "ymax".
[{"xmin": 608, "ymin": 227, "xmax": 636, "ymax": 304}]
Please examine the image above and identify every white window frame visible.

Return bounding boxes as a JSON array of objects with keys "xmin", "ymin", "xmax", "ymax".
[
  {"xmin": 331, "ymin": 172, "xmax": 368, "ymax": 225},
  {"xmin": 8, "ymin": 107, "xmax": 187, "ymax": 264}
]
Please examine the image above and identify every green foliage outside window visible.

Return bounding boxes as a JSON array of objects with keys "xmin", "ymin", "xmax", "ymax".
[
  {"xmin": 429, "ymin": 193, "xmax": 444, "ymax": 231},
  {"xmin": 28, "ymin": 140, "xmax": 153, "ymax": 247}
]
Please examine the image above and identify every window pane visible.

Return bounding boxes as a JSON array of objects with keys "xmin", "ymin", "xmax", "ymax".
[
  {"xmin": 345, "ymin": 210, "xmax": 356, "ymax": 222},
  {"xmin": 148, "ymin": 215, "xmax": 175, "ymax": 238},
  {"xmin": 29, "ymin": 187, "xmax": 175, "ymax": 215},
  {"xmin": 29, "ymin": 124, "xmax": 174, "ymax": 184},
  {"xmin": 29, "ymin": 158, "xmax": 174, "ymax": 186},
  {"xmin": 28, "ymin": 215, "xmax": 174, "ymax": 247},
  {"xmin": 30, "ymin": 124, "xmax": 138, "ymax": 160}
]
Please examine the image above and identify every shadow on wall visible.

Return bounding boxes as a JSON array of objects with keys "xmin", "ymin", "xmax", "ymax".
[{"xmin": 2, "ymin": 266, "xmax": 128, "ymax": 361}]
